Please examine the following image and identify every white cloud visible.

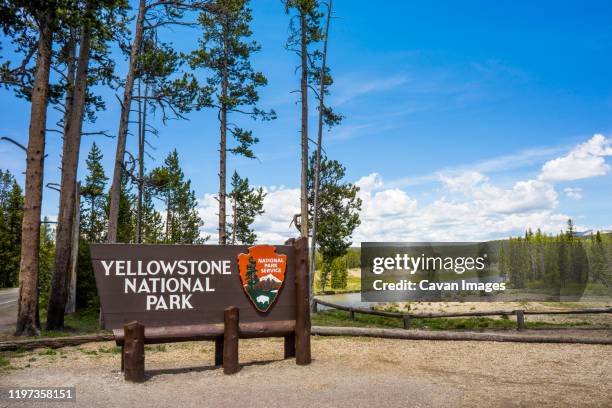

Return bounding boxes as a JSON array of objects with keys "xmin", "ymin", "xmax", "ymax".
[
  {"xmin": 197, "ymin": 135, "xmax": 607, "ymax": 244},
  {"xmin": 251, "ymin": 187, "xmax": 301, "ymax": 243},
  {"xmin": 539, "ymin": 134, "xmax": 612, "ymax": 181},
  {"xmin": 333, "ymin": 75, "xmax": 408, "ymax": 105},
  {"xmin": 439, "ymin": 171, "xmax": 487, "ymax": 192},
  {"xmin": 563, "ymin": 187, "xmax": 583, "ymax": 200},
  {"xmin": 355, "ymin": 173, "xmax": 384, "ymax": 192},
  {"xmin": 351, "ymin": 171, "xmax": 566, "ymax": 242},
  {"xmin": 197, "ymin": 193, "xmax": 219, "ymax": 242},
  {"xmin": 387, "ymin": 144, "xmax": 566, "ymax": 189},
  {"xmin": 439, "ymin": 171, "xmax": 558, "ymax": 214}
]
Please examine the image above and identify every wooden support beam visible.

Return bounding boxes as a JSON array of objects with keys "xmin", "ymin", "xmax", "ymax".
[
  {"xmin": 214, "ymin": 337, "xmax": 223, "ymax": 366},
  {"xmin": 123, "ymin": 321, "xmax": 145, "ymax": 382},
  {"xmin": 349, "ymin": 308, "xmax": 355, "ymax": 321},
  {"xmin": 402, "ymin": 316, "xmax": 411, "ymax": 329},
  {"xmin": 515, "ymin": 310, "xmax": 525, "ymax": 331},
  {"xmin": 284, "ymin": 334, "xmax": 296, "ymax": 359},
  {"xmin": 223, "ymin": 306, "xmax": 239, "ymax": 375},
  {"xmin": 294, "ymin": 237, "xmax": 311, "ymax": 365}
]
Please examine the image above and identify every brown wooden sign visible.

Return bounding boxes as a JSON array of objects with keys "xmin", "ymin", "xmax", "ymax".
[
  {"xmin": 91, "ymin": 238, "xmax": 311, "ymax": 381},
  {"xmin": 91, "ymin": 243, "xmax": 296, "ymax": 330}
]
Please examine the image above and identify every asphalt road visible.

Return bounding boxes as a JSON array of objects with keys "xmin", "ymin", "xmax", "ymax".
[{"xmin": 0, "ymin": 287, "xmax": 18, "ymax": 333}]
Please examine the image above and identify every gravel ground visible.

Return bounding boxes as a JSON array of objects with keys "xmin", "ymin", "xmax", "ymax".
[{"xmin": 1, "ymin": 336, "xmax": 611, "ymax": 408}]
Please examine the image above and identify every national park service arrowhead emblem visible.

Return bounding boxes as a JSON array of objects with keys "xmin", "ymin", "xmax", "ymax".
[{"xmin": 238, "ymin": 245, "xmax": 287, "ymax": 312}]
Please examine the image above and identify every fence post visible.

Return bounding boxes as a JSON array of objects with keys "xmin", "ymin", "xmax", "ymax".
[
  {"xmin": 123, "ymin": 321, "xmax": 145, "ymax": 382},
  {"xmin": 214, "ymin": 337, "xmax": 224, "ymax": 366},
  {"xmin": 349, "ymin": 308, "xmax": 355, "ymax": 320},
  {"xmin": 403, "ymin": 315, "xmax": 412, "ymax": 329},
  {"xmin": 515, "ymin": 310, "xmax": 525, "ymax": 331},
  {"xmin": 294, "ymin": 237, "xmax": 312, "ymax": 365},
  {"xmin": 223, "ymin": 306, "xmax": 239, "ymax": 375}
]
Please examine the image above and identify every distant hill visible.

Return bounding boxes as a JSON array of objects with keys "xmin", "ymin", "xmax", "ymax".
[{"xmin": 575, "ymin": 230, "xmax": 612, "ymax": 237}]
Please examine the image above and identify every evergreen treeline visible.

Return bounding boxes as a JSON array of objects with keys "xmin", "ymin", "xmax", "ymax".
[
  {"xmin": 0, "ymin": 169, "xmax": 23, "ymax": 288},
  {"xmin": 498, "ymin": 220, "xmax": 612, "ymax": 293}
]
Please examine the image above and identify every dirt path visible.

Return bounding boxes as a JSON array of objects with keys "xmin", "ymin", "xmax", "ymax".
[{"xmin": 1, "ymin": 336, "xmax": 611, "ymax": 407}]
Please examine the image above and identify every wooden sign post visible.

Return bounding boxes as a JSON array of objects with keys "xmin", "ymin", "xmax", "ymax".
[{"xmin": 91, "ymin": 237, "xmax": 311, "ymax": 381}]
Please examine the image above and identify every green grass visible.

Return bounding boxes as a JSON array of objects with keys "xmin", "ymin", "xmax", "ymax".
[
  {"xmin": 39, "ymin": 308, "xmax": 103, "ymax": 338},
  {"xmin": 97, "ymin": 346, "xmax": 121, "ymax": 354},
  {"xmin": 312, "ymin": 309, "xmax": 596, "ymax": 331},
  {"xmin": 0, "ymin": 355, "xmax": 10, "ymax": 369}
]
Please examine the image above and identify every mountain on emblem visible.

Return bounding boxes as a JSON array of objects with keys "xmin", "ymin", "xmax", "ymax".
[{"xmin": 237, "ymin": 245, "xmax": 287, "ymax": 312}]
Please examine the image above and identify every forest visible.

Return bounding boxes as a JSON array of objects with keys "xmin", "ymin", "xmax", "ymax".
[
  {"xmin": 498, "ymin": 220, "xmax": 612, "ymax": 296},
  {"xmin": 0, "ymin": 0, "xmax": 361, "ymax": 336}
]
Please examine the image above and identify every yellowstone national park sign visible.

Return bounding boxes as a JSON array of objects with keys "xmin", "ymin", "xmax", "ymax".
[{"xmin": 90, "ymin": 243, "xmax": 296, "ymax": 330}]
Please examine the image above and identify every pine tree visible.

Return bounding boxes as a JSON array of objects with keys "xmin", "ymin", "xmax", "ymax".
[
  {"xmin": 80, "ymin": 142, "xmax": 108, "ymax": 243},
  {"xmin": 228, "ymin": 171, "xmax": 265, "ymax": 245},
  {"xmin": 2, "ymin": 0, "xmax": 62, "ymax": 336},
  {"xmin": 284, "ymin": 0, "xmax": 323, "ymax": 240},
  {"xmin": 38, "ymin": 218, "xmax": 56, "ymax": 311},
  {"xmin": 115, "ymin": 172, "xmax": 135, "ymax": 243},
  {"xmin": 589, "ymin": 232, "xmax": 607, "ymax": 284},
  {"xmin": 133, "ymin": 30, "xmax": 204, "ymax": 242},
  {"xmin": 107, "ymin": 0, "xmax": 206, "ymax": 243},
  {"xmin": 173, "ymin": 178, "xmax": 203, "ymax": 244},
  {"xmin": 47, "ymin": 0, "xmax": 129, "ymax": 331},
  {"xmin": 566, "ymin": 219, "xmax": 576, "ymax": 239},
  {"xmin": 188, "ymin": 0, "xmax": 275, "ymax": 244},
  {"xmin": 307, "ymin": 155, "xmax": 361, "ymax": 291},
  {"xmin": 140, "ymin": 188, "xmax": 164, "ymax": 244},
  {"xmin": 149, "ymin": 150, "xmax": 204, "ymax": 244}
]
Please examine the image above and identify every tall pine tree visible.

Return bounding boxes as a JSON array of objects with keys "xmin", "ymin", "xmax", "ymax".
[
  {"xmin": 80, "ymin": 142, "xmax": 108, "ymax": 243},
  {"xmin": 307, "ymin": 155, "xmax": 361, "ymax": 291},
  {"xmin": 188, "ymin": 0, "xmax": 274, "ymax": 244}
]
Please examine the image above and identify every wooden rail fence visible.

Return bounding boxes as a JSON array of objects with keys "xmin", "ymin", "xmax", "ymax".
[{"xmin": 313, "ymin": 298, "xmax": 612, "ymax": 331}]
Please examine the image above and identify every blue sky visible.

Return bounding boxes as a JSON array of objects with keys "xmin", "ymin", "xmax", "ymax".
[{"xmin": 1, "ymin": 0, "xmax": 612, "ymax": 242}]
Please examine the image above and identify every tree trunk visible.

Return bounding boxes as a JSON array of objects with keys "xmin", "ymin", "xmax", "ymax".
[
  {"xmin": 219, "ymin": 104, "xmax": 227, "ymax": 244},
  {"xmin": 46, "ymin": 14, "xmax": 93, "ymax": 330},
  {"xmin": 231, "ymin": 196, "xmax": 236, "ymax": 245},
  {"xmin": 136, "ymin": 80, "xmax": 146, "ymax": 243},
  {"xmin": 64, "ymin": 182, "xmax": 80, "ymax": 314},
  {"xmin": 218, "ymin": 31, "xmax": 229, "ymax": 245},
  {"xmin": 16, "ymin": 14, "xmax": 54, "ymax": 337},
  {"xmin": 107, "ymin": 0, "xmax": 145, "ymax": 243},
  {"xmin": 309, "ymin": 0, "xmax": 332, "ymax": 313},
  {"xmin": 299, "ymin": 9, "xmax": 309, "ymax": 240}
]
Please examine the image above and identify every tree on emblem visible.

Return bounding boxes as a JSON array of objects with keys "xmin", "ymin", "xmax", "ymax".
[{"xmin": 246, "ymin": 256, "xmax": 259, "ymax": 289}]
